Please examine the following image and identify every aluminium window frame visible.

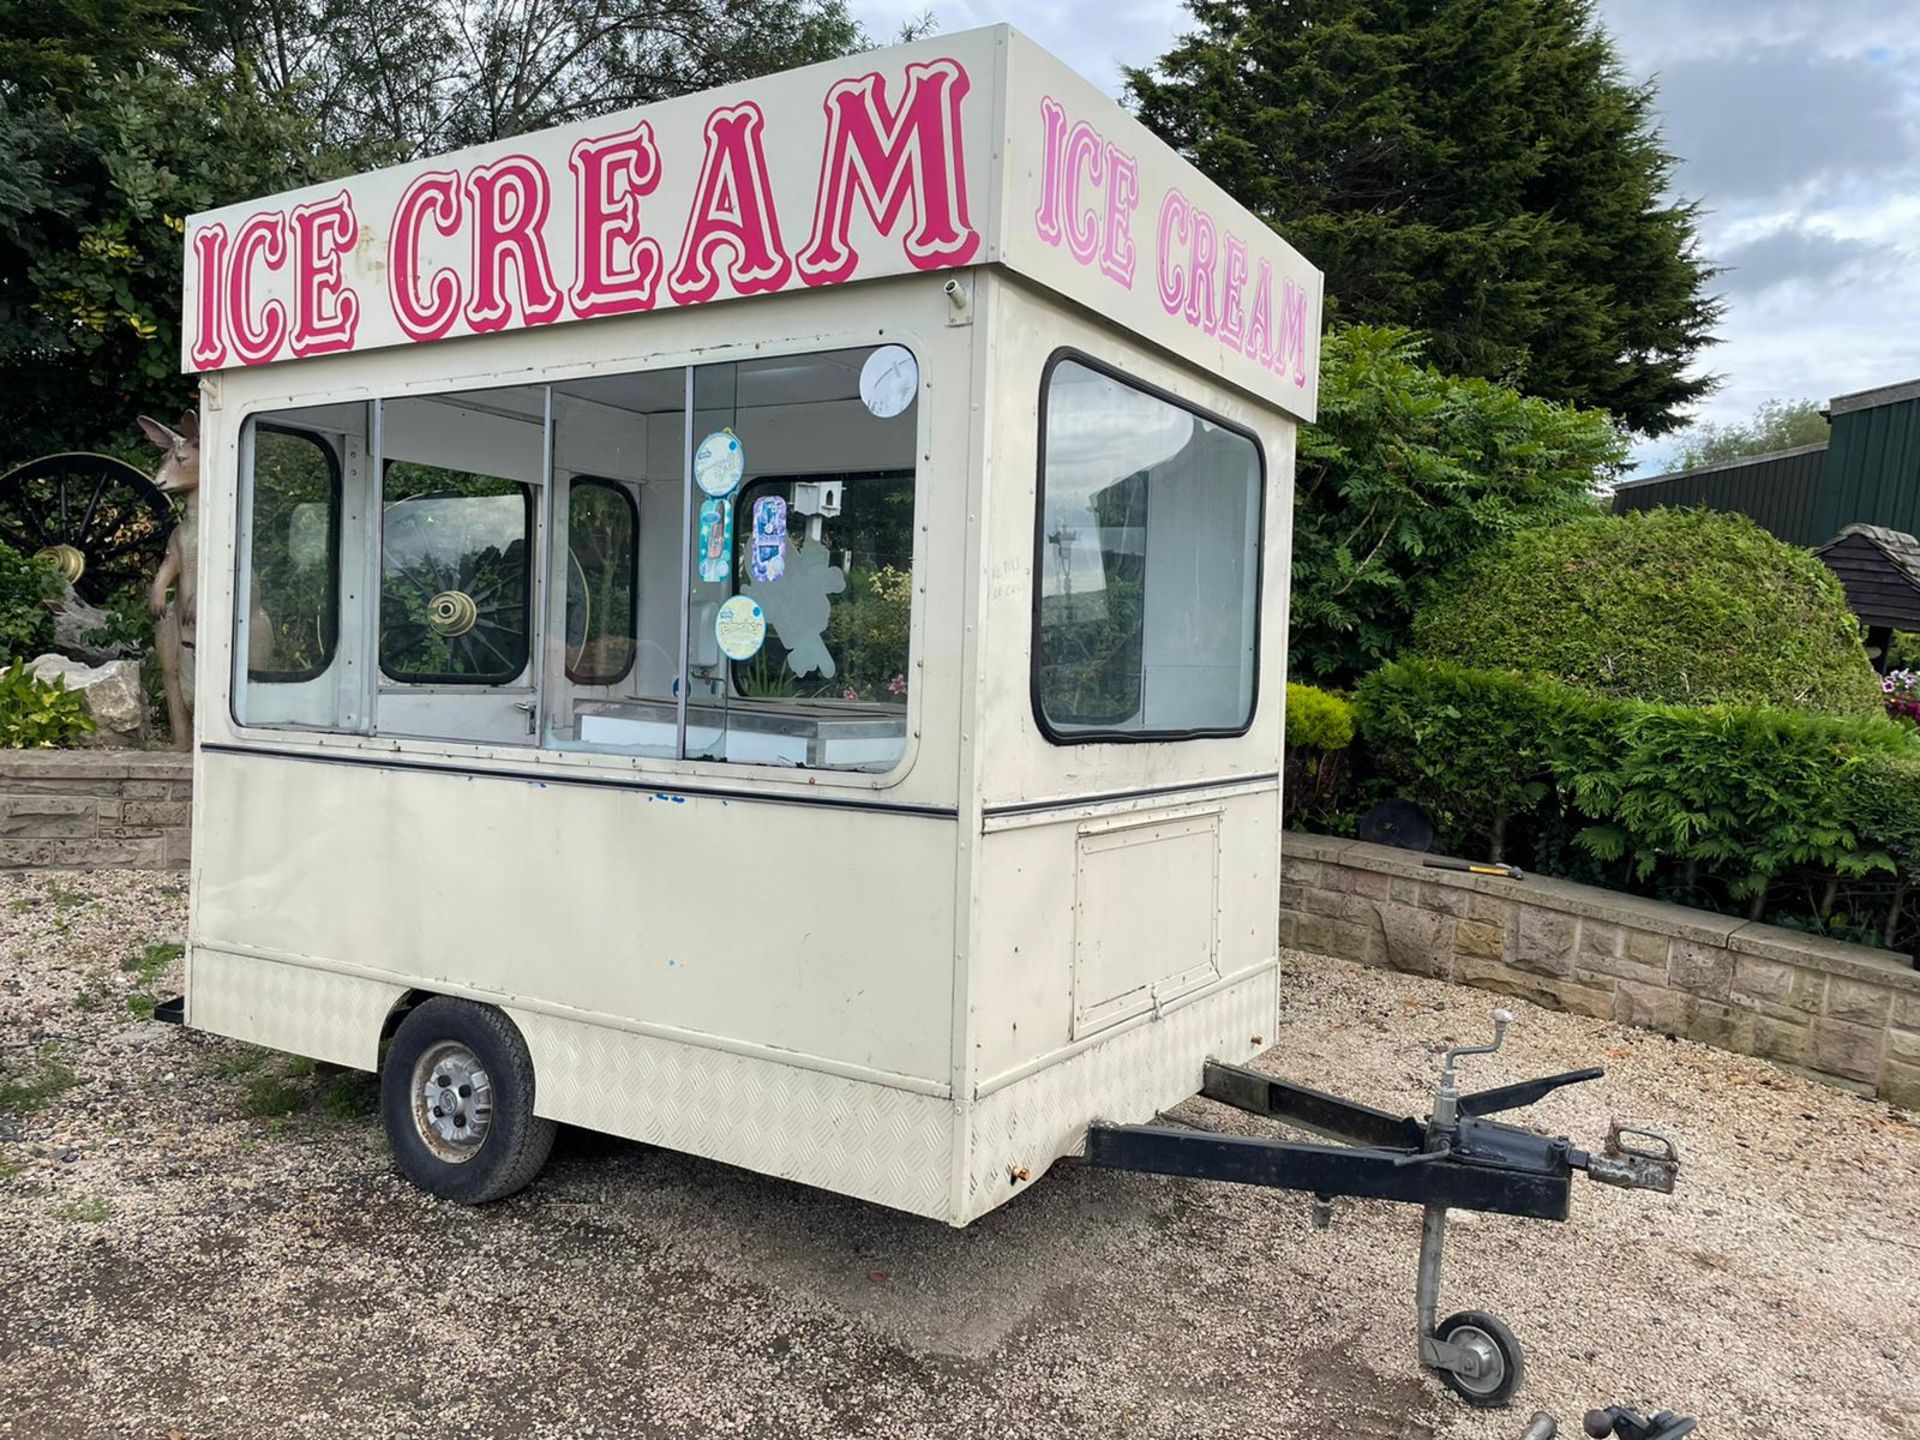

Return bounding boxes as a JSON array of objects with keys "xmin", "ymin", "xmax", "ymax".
[
  {"xmin": 241, "ymin": 420, "xmax": 345, "ymax": 686},
  {"xmin": 1029, "ymin": 346, "xmax": 1268, "ymax": 746}
]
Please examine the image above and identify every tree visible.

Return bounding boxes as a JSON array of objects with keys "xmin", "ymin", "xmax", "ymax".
[
  {"xmin": 1289, "ymin": 325, "xmax": 1621, "ymax": 686},
  {"xmin": 1127, "ymin": 0, "xmax": 1722, "ymax": 436},
  {"xmin": 1670, "ymin": 398, "xmax": 1828, "ymax": 470}
]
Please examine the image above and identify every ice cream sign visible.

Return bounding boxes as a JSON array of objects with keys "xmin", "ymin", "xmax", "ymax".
[{"xmin": 182, "ymin": 27, "xmax": 1321, "ymax": 420}]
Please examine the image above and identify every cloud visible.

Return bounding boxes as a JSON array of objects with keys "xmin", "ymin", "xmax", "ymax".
[
  {"xmin": 1651, "ymin": 47, "xmax": 1920, "ymax": 204},
  {"xmin": 1714, "ymin": 223, "xmax": 1908, "ymax": 297}
]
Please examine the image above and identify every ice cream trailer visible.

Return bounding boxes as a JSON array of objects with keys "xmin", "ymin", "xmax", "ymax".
[{"xmin": 169, "ymin": 26, "xmax": 1678, "ymax": 1408}]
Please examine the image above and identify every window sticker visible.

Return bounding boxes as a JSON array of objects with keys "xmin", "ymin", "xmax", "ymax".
[
  {"xmin": 859, "ymin": 345, "xmax": 918, "ymax": 419},
  {"xmin": 714, "ymin": 595, "xmax": 767, "ymax": 661},
  {"xmin": 694, "ymin": 428, "xmax": 745, "ymax": 497},
  {"xmin": 749, "ymin": 494, "xmax": 787, "ymax": 583},
  {"xmin": 696, "ymin": 496, "xmax": 733, "ymax": 583},
  {"xmin": 743, "ymin": 539, "xmax": 844, "ymax": 678}
]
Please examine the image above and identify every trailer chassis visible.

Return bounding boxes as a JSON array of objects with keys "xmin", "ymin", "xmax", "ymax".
[{"xmin": 1084, "ymin": 1010, "xmax": 1680, "ymax": 1408}]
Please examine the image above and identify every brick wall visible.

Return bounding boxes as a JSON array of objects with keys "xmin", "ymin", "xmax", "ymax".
[
  {"xmin": 0, "ymin": 751, "xmax": 192, "ymax": 870},
  {"xmin": 1282, "ymin": 831, "xmax": 1920, "ymax": 1109}
]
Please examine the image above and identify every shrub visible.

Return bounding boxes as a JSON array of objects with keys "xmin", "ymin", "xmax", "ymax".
[
  {"xmin": 0, "ymin": 541, "xmax": 61, "ymax": 660},
  {"xmin": 1285, "ymin": 682, "xmax": 1355, "ymax": 752},
  {"xmin": 1289, "ymin": 326, "xmax": 1620, "ymax": 685},
  {"xmin": 1355, "ymin": 657, "xmax": 1919, "ymax": 908},
  {"xmin": 1284, "ymin": 683, "xmax": 1356, "ymax": 829},
  {"xmin": 0, "ymin": 659, "xmax": 94, "ymax": 748},
  {"xmin": 1411, "ymin": 508, "xmax": 1883, "ymax": 716}
]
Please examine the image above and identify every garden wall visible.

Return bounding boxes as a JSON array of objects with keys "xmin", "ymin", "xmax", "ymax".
[
  {"xmin": 1282, "ymin": 832, "xmax": 1920, "ymax": 1108},
  {"xmin": 0, "ymin": 751, "xmax": 191, "ymax": 870}
]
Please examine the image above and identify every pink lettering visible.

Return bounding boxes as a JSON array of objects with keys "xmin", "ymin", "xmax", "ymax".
[
  {"xmin": 1244, "ymin": 259, "xmax": 1275, "ymax": 368},
  {"xmin": 465, "ymin": 155, "xmax": 563, "ymax": 333},
  {"xmin": 1062, "ymin": 122, "xmax": 1104, "ymax": 265},
  {"xmin": 1100, "ymin": 145, "xmax": 1138, "ymax": 287},
  {"xmin": 227, "ymin": 211, "xmax": 288, "ymax": 366},
  {"xmin": 1217, "ymin": 233, "xmax": 1248, "ymax": 352},
  {"xmin": 1185, "ymin": 208, "xmax": 1218, "ymax": 335},
  {"xmin": 390, "ymin": 171, "xmax": 464, "ymax": 342},
  {"xmin": 188, "ymin": 225, "xmax": 230, "ymax": 370},
  {"xmin": 1277, "ymin": 277, "xmax": 1310, "ymax": 384},
  {"xmin": 288, "ymin": 192, "xmax": 360, "ymax": 358},
  {"xmin": 569, "ymin": 121, "xmax": 664, "ymax": 318},
  {"xmin": 1033, "ymin": 96, "xmax": 1068, "ymax": 247},
  {"xmin": 798, "ymin": 59, "xmax": 980, "ymax": 285},
  {"xmin": 1156, "ymin": 191, "xmax": 1190, "ymax": 315},
  {"xmin": 669, "ymin": 103, "xmax": 792, "ymax": 305}
]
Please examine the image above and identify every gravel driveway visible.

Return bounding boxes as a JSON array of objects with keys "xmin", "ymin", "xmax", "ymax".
[{"xmin": 2, "ymin": 870, "xmax": 1917, "ymax": 1439}]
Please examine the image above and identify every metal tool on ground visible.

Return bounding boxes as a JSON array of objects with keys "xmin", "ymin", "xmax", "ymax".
[
  {"xmin": 1583, "ymin": 1406, "xmax": 1699, "ymax": 1440},
  {"xmin": 1519, "ymin": 1414, "xmax": 1560, "ymax": 1440},
  {"xmin": 1083, "ymin": 1008, "xmax": 1681, "ymax": 1407}
]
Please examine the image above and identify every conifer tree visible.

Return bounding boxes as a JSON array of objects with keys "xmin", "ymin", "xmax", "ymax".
[{"xmin": 1128, "ymin": 0, "xmax": 1721, "ymax": 435}]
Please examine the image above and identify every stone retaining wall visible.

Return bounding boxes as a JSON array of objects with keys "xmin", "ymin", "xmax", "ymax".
[
  {"xmin": 1281, "ymin": 831, "xmax": 1920, "ymax": 1109},
  {"xmin": 0, "ymin": 751, "xmax": 192, "ymax": 870}
]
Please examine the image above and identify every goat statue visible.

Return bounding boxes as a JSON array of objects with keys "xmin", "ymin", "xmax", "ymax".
[{"xmin": 140, "ymin": 413, "xmax": 201, "ymax": 751}]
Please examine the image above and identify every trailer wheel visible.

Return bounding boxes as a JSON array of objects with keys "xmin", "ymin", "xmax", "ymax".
[
  {"xmin": 381, "ymin": 998, "xmax": 555, "ymax": 1204},
  {"xmin": 1432, "ymin": 1310, "xmax": 1524, "ymax": 1408}
]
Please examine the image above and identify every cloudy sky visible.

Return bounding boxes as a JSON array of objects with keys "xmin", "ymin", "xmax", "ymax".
[{"xmin": 848, "ymin": 0, "xmax": 1920, "ymax": 471}]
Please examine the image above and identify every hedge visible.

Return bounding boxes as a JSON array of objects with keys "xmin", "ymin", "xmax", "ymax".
[
  {"xmin": 1410, "ymin": 508, "xmax": 1884, "ymax": 716},
  {"xmin": 1354, "ymin": 658, "xmax": 1920, "ymax": 924}
]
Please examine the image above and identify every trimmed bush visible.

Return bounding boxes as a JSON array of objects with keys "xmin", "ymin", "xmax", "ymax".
[
  {"xmin": 1285, "ymin": 682, "xmax": 1355, "ymax": 752},
  {"xmin": 1284, "ymin": 682, "xmax": 1356, "ymax": 830},
  {"xmin": 1355, "ymin": 658, "xmax": 1919, "ymax": 908},
  {"xmin": 1410, "ymin": 509, "xmax": 1883, "ymax": 716}
]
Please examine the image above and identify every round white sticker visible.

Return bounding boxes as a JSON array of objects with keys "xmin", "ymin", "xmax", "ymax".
[
  {"xmin": 714, "ymin": 595, "xmax": 767, "ymax": 661},
  {"xmin": 694, "ymin": 429, "xmax": 745, "ymax": 497},
  {"xmin": 859, "ymin": 345, "xmax": 918, "ymax": 419}
]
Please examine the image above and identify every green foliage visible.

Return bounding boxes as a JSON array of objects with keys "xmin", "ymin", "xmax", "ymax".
[
  {"xmin": 1671, "ymin": 399, "xmax": 1828, "ymax": 470},
  {"xmin": 1284, "ymin": 683, "xmax": 1354, "ymax": 751},
  {"xmin": 1290, "ymin": 326, "xmax": 1620, "ymax": 684},
  {"xmin": 1413, "ymin": 508, "xmax": 1882, "ymax": 716},
  {"xmin": 0, "ymin": 541, "xmax": 61, "ymax": 659},
  {"xmin": 1127, "ymin": 0, "xmax": 1722, "ymax": 435},
  {"xmin": 1355, "ymin": 657, "xmax": 1919, "ymax": 902},
  {"xmin": 0, "ymin": 658, "xmax": 94, "ymax": 747}
]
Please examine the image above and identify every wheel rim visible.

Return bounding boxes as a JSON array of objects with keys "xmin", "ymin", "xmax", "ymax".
[
  {"xmin": 0, "ymin": 453, "xmax": 174, "ymax": 604},
  {"xmin": 1446, "ymin": 1325, "xmax": 1506, "ymax": 1397},
  {"xmin": 410, "ymin": 1042, "xmax": 494, "ymax": 1163}
]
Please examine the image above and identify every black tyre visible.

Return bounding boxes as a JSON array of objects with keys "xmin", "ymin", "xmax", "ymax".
[
  {"xmin": 381, "ymin": 997, "xmax": 555, "ymax": 1204},
  {"xmin": 1432, "ymin": 1309, "xmax": 1525, "ymax": 1408}
]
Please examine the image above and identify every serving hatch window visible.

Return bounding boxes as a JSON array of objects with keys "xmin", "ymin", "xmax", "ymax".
[{"xmin": 1034, "ymin": 354, "xmax": 1263, "ymax": 740}]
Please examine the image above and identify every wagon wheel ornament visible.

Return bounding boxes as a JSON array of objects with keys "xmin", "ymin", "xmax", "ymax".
[
  {"xmin": 0, "ymin": 453, "xmax": 174, "ymax": 603},
  {"xmin": 379, "ymin": 494, "xmax": 529, "ymax": 677}
]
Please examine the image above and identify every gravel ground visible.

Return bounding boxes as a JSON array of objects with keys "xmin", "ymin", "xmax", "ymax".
[{"xmin": 2, "ymin": 870, "xmax": 1918, "ymax": 1440}]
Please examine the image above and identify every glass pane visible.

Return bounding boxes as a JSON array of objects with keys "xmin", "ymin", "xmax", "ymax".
[
  {"xmin": 565, "ymin": 479, "xmax": 637, "ymax": 685},
  {"xmin": 686, "ymin": 346, "xmax": 918, "ymax": 771},
  {"xmin": 381, "ymin": 462, "xmax": 532, "ymax": 683},
  {"xmin": 1037, "ymin": 359, "xmax": 1262, "ymax": 737},
  {"xmin": 248, "ymin": 426, "xmax": 340, "ymax": 682}
]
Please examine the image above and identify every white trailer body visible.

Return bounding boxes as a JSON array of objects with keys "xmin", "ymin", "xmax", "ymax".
[{"xmin": 177, "ymin": 25, "xmax": 1322, "ymax": 1224}]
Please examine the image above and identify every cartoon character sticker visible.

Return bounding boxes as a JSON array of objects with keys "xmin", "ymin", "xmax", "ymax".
[
  {"xmin": 749, "ymin": 494, "xmax": 787, "ymax": 584},
  {"xmin": 714, "ymin": 595, "xmax": 767, "ymax": 661},
  {"xmin": 696, "ymin": 496, "xmax": 733, "ymax": 583},
  {"xmin": 694, "ymin": 429, "xmax": 745, "ymax": 497}
]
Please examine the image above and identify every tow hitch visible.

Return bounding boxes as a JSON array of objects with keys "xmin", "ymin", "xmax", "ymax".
[{"xmin": 1084, "ymin": 1008, "xmax": 1680, "ymax": 1407}]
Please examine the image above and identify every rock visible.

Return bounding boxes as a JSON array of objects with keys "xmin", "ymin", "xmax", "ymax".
[
  {"xmin": 49, "ymin": 581, "xmax": 138, "ymax": 665},
  {"xmin": 27, "ymin": 653, "xmax": 150, "ymax": 745}
]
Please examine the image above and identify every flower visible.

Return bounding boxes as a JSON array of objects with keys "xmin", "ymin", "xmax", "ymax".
[
  {"xmin": 842, "ymin": 686, "xmax": 860, "ymax": 701},
  {"xmin": 887, "ymin": 674, "xmax": 907, "ymax": 696}
]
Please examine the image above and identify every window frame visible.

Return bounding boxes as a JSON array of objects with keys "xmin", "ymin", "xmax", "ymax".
[
  {"xmin": 1030, "ymin": 346, "xmax": 1268, "ymax": 746},
  {"xmin": 377, "ymin": 457, "xmax": 537, "ymax": 687},
  {"xmin": 242, "ymin": 421, "xmax": 344, "ymax": 686},
  {"xmin": 563, "ymin": 474, "xmax": 640, "ymax": 687}
]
